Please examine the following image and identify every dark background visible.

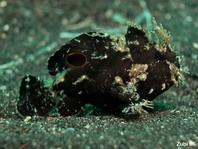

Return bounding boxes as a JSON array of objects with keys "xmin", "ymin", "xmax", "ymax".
[{"xmin": 0, "ymin": 0, "xmax": 197, "ymax": 148}]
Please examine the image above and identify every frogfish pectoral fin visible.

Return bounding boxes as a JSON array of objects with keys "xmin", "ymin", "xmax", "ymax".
[{"xmin": 17, "ymin": 75, "xmax": 55, "ymax": 116}]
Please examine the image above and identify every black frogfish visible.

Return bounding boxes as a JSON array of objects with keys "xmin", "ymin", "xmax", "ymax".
[{"xmin": 17, "ymin": 21, "xmax": 183, "ymax": 116}]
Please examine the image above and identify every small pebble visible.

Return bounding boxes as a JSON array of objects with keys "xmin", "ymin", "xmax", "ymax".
[
  {"xmin": 0, "ymin": 33, "xmax": 7, "ymax": 39},
  {"xmin": 66, "ymin": 128, "xmax": 75, "ymax": 131},
  {"xmin": 24, "ymin": 116, "xmax": 32, "ymax": 122},
  {"xmin": 0, "ymin": 1, "xmax": 7, "ymax": 7},
  {"xmin": 193, "ymin": 42, "xmax": 198, "ymax": 49},
  {"xmin": 0, "ymin": 86, "xmax": 7, "ymax": 90},
  {"xmin": 3, "ymin": 24, "xmax": 9, "ymax": 31}
]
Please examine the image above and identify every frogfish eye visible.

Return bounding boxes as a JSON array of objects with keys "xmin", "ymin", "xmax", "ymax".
[{"xmin": 66, "ymin": 52, "xmax": 87, "ymax": 68}]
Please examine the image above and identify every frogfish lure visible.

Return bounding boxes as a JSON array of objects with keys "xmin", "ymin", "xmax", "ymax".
[{"xmin": 17, "ymin": 21, "xmax": 183, "ymax": 117}]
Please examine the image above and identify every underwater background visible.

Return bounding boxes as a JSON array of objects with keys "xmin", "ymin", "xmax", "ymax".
[{"xmin": 0, "ymin": 0, "xmax": 197, "ymax": 148}]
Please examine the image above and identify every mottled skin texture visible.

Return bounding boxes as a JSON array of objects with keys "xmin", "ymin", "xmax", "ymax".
[{"xmin": 17, "ymin": 23, "xmax": 182, "ymax": 116}]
